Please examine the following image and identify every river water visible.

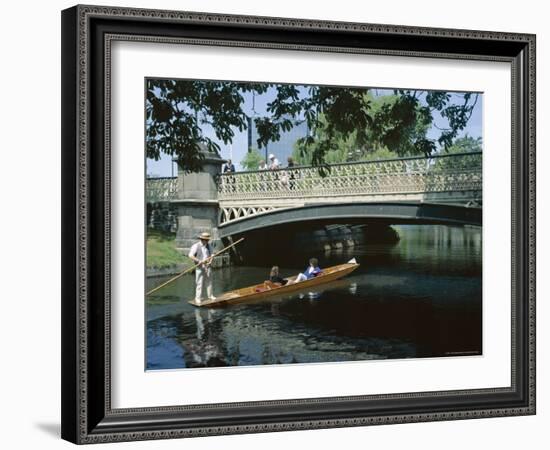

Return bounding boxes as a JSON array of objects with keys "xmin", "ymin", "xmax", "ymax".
[{"xmin": 146, "ymin": 225, "xmax": 482, "ymax": 370}]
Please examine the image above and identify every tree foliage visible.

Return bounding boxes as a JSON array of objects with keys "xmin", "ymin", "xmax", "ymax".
[
  {"xmin": 240, "ymin": 147, "xmax": 263, "ymax": 171},
  {"xmin": 146, "ymin": 80, "xmax": 267, "ymax": 172},
  {"xmin": 432, "ymin": 135, "xmax": 483, "ymax": 172},
  {"xmin": 292, "ymin": 94, "xmax": 437, "ymax": 165},
  {"xmin": 443, "ymin": 135, "xmax": 482, "ymax": 154},
  {"xmin": 146, "ymin": 79, "xmax": 479, "ymax": 173}
]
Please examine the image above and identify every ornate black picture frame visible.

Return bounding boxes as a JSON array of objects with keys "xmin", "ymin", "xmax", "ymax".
[{"xmin": 61, "ymin": 4, "xmax": 536, "ymax": 444}]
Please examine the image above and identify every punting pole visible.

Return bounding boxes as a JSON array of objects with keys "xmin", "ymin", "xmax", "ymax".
[{"xmin": 145, "ymin": 237, "xmax": 244, "ymax": 296}]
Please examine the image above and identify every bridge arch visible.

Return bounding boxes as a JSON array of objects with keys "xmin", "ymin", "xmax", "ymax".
[{"xmin": 218, "ymin": 202, "xmax": 481, "ymax": 238}]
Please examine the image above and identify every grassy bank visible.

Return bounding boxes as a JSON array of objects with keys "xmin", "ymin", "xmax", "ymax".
[{"xmin": 146, "ymin": 230, "xmax": 191, "ymax": 270}]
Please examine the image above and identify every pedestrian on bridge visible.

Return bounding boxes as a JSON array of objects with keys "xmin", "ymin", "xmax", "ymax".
[
  {"xmin": 268, "ymin": 153, "xmax": 280, "ymax": 170},
  {"xmin": 223, "ymin": 159, "xmax": 236, "ymax": 192},
  {"xmin": 285, "ymin": 156, "xmax": 296, "ymax": 190},
  {"xmin": 268, "ymin": 154, "xmax": 281, "ymax": 191},
  {"xmin": 223, "ymin": 159, "xmax": 235, "ymax": 173}
]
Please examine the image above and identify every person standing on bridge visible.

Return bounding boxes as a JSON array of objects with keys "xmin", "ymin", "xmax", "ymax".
[
  {"xmin": 223, "ymin": 159, "xmax": 236, "ymax": 192},
  {"xmin": 188, "ymin": 232, "xmax": 216, "ymax": 305},
  {"xmin": 268, "ymin": 153, "xmax": 280, "ymax": 170},
  {"xmin": 268, "ymin": 154, "xmax": 280, "ymax": 192},
  {"xmin": 286, "ymin": 156, "xmax": 296, "ymax": 190},
  {"xmin": 223, "ymin": 159, "xmax": 235, "ymax": 173}
]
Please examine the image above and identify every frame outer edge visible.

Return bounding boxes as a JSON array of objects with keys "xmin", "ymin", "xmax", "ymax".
[
  {"xmin": 527, "ymin": 34, "xmax": 536, "ymax": 414},
  {"xmin": 61, "ymin": 5, "xmax": 80, "ymax": 445},
  {"xmin": 78, "ymin": 3, "xmax": 534, "ymax": 42},
  {"xmin": 66, "ymin": 5, "xmax": 537, "ymax": 443}
]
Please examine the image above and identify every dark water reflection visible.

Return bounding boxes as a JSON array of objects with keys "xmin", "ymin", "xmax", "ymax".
[{"xmin": 146, "ymin": 225, "xmax": 482, "ymax": 370}]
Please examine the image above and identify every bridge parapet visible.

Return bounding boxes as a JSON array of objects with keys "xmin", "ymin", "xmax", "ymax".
[
  {"xmin": 218, "ymin": 152, "xmax": 482, "ymax": 202},
  {"xmin": 217, "ymin": 152, "xmax": 482, "ymax": 226}
]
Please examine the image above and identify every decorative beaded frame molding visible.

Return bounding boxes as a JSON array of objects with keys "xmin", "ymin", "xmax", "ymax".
[{"xmin": 61, "ymin": 4, "xmax": 536, "ymax": 444}]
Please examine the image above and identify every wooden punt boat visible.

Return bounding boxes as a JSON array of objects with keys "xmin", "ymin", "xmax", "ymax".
[{"xmin": 189, "ymin": 258, "xmax": 360, "ymax": 307}]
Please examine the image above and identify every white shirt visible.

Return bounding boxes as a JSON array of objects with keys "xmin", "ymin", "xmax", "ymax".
[
  {"xmin": 188, "ymin": 241, "xmax": 211, "ymax": 262},
  {"xmin": 269, "ymin": 158, "xmax": 280, "ymax": 169}
]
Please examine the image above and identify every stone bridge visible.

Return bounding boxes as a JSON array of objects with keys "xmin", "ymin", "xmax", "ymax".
[{"xmin": 147, "ymin": 151, "xmax": 482, "ymax": 249}]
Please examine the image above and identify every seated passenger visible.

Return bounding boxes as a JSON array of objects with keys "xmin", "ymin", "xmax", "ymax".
[
  {"xmin": 293, "ymin": 258, "xmax": 322, "ymax": 283},
  {"xmin": 265, "ymin": 266, "xmax": 288, "ymax": 289}
]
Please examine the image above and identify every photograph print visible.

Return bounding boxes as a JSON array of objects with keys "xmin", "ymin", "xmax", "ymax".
[{"xmin": 145, "ymin": 78, "xmax": 483, "ymax": 370}]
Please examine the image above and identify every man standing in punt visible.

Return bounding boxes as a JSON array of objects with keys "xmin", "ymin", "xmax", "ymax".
[{"xmin": 188, "ymin": 232, "xmax": 216, "ymax": 304}]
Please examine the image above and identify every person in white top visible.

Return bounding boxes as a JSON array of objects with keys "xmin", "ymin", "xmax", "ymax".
[
  {"xmin": 188, "ymin": 232, "xmax": 216, "ymax": 304},
  {"xmin": 292, "ymin": 258, "xmax": 323, "ymax": 283},
  {"xmin": 268, "ymin": 153, "xmax": 280, "ymax": 170}
]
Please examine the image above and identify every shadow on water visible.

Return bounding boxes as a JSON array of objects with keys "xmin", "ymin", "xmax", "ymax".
[{"xmin": 146, "ymin": 225, "xmax": 482, "ymax": 370}]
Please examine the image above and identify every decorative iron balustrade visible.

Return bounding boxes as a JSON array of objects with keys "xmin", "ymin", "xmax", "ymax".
[
  {"xmin": 219, "ymin": 204, "xmax": 294, "ymax": 226},
  {"xmin": 146, "ymin": 176, "xmax": 177, "ymax": 203},
  {"xmin": 217, "ymin": 152, "xmax": 482, "ymax": 201}
]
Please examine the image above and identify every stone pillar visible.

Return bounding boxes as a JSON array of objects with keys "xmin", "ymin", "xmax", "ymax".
[{"xmin": 174, "ymin": 149, "xmax": 227, "ymax": 264}]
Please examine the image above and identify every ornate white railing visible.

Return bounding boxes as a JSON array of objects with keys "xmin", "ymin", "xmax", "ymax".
[
  {"xmin": 217, "ymin": 152, "xmax": 482, "ymax": 201},
  {"xmin": 146, "ymin": 177, "xmax": 177, "ymax": 203}
]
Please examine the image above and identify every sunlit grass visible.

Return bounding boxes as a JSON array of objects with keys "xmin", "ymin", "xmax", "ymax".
[{"xmin": 146, "ymin": 229, "xmax": 191, "ymax": 269}]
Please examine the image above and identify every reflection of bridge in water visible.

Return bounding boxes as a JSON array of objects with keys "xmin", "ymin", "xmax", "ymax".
[{"xmin": 146, "ymin": 152, "xmax": 482, "ymax": 244}]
